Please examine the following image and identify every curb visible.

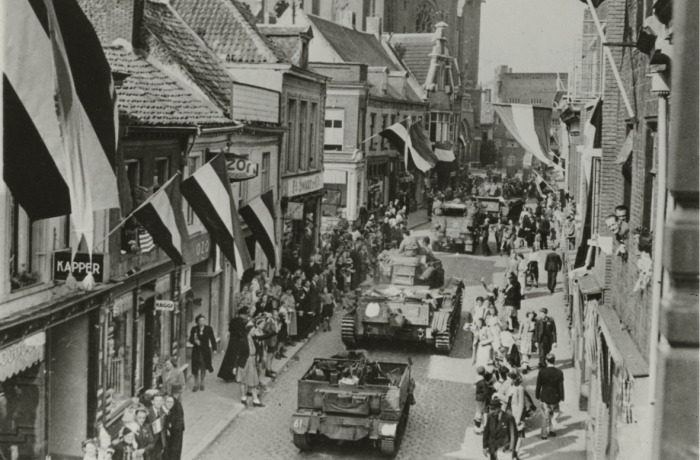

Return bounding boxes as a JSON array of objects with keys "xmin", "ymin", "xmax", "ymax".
[
  {"xmin": 408, "ymin": 217, "xmax": 430, "ymax": 230},
  {"xmin": 183, "ymin": 328, "xmax": 319, "ymax": 460}
]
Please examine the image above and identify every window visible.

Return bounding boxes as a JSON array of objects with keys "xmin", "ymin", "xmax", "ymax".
[
  {"xmin": 287, "ymin": 99, "xmax": 297, "ymax": 172},
  {"xmin": 324, "ymin": 108, "xmax": 344, "ymax": 151},
  {"xmin": 309, "ymin": 103, "xmax": 318, "ymax": 168},
  {"xmin": 381, "ymin": 115, "xmax": 388, "ymax": 149},
  {"xmin": 125, "ymin": 160, "xmax": 141, "ymax": 203},
  {"xmin": 238, "ymin": 180, "xmax": 248, "ymax": 210},
  {"xmin": 642, "ymin": 126, "xmax": 658, "ymax": 229},
  {"xmin": 429, "ymin": 113, "xmax": 452, "ymax": 142},
  {"xmin": 9, "ymin": 197, "xmax": 41, "ymax": 291},
  {"xmin": 105, "ymin": 295, "xmax": 134, "ymax": 416},
  {"xmin": 531, "ymin": 98, "xmax": 542, "ymax": 105},
  {"xmin": 261, "ymin": 152, "xmax": 271, "ymax": 192},
  {"xmin": 186, "ymin": 155, "xmax": 201, "ymax": 225},
  {"xmin": 153, "ymin": 158, "xmax": 169, "ymax": 191},
  {"xmin": 299, "ymin": 101, "xmax": 308, "ymax": 170},
  {"xmin": 369, "ymin": 113, "xmax": 377, "ymax": 150},
  {"xmin": 508, "ymin": 98, "xmax": 520, "ymax": 104}
]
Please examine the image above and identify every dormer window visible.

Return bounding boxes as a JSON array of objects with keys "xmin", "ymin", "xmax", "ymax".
[{"xmin": 300, "ymin": 40, "xmax": 309, "ymax": 68}]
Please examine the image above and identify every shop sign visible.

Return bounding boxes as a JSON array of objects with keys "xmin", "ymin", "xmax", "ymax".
[
  {"xmin": 53, "ymin": 252, "xmax": 104, "ymax": 283},
  {"xmin": 182, "ymin": 232, "xmax": 212, "ymax": 266},
  {"xmin": 285, "ymin": 202, "xmax": 304, "ymax": 220},
  {"xmin": 224, "ymin": 154, "xmax": 259, "ymax": 182},
  {"xmin": 155, "ymin": 275, "xmax": 170, "ymax": 296},
  {"xmin": 155, "ymin": 300, "xmax": 175, "ymax": 311},
  {"xmin": 285, "ymin": 172, "xmax": 323, "ymax": 197},
  {"xmin": 0, "ymin": 332, "xmax": 45, "ymax": 381}
]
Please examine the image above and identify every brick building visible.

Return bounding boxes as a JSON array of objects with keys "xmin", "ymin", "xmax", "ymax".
[{"xmin": 557, "ymin": 0, "xmax": 697, "ymax": 459}]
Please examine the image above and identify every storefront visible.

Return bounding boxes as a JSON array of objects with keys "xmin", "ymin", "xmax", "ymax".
[
  {"xmin": 366, "ymin": 161, "xmax": 389, "ymax": 214},
  {"xmin": 283, "ymin": 172, "xmax": 324, "ymax": 262}
]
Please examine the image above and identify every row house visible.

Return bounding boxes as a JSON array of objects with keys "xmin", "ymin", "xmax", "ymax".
[
  {"xmin": 0, "ymin": 0, "xmax": 285, "ymax": 456},
  {"xmin": 557, "ymin": 0, "xmax": 697, "ymax": 459},
  {"xmin": 171, "ymin": 0, "xmax": 329, "ymax": 263},
  {"xmin": 275, "ymin": 10, "xmax": 427, "ymax": 225},
  {"xmin": 386, "ymin": 22, "xmax": 468, "ymax": 195}
]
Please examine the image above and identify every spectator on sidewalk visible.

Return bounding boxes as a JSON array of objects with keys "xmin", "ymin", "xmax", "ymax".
[
  {"xmin": 218, "ymin": 307, "xmax": 250, "ymax": 382},
  {"xmin": 146, "ymin": 394, "xmax": 166, "ymax": 460},
  {"xmin": 238, "ymin": 320, "xmax": 267, "ymax": 407},
  {"xmin": 163, "ymin": 392, "xmax": 185, "ymax": 460},
  {"xmin": 535, "ymin": 353, "xmax": 564, "ymax": 439},
  {"xmin": 535, "ymin": 308, "xmax": 557, "ymax": 369},
  {"xmin": 544, "ymin": 250, "xmax": 563, "ymax": 294},
  {"xmin": 502, "ymin": 274, "xmax": 522, "ymax": 313},
  {"xmin": 518, "ymin": 311, "xmax": 537, "ymax": 371},
  {"xmin": 482, "ymin": 399, "xmax": 518, "ymax": 460},
  {"xmin": 158, "ymin": 357, "xmax": 185, "ymax": 399},
  {"xmin": 188, "ymin": 315, "xmax": 217, "ymax": 392},
  {"xmin": 474, "ymin": 366, "xmax": 492, "ymax": 434}
]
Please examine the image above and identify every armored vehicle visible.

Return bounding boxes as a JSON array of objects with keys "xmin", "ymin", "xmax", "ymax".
[
  {"xmin": 290, "ymin": 352, "xmax": 415, "ymax": 456},
  {"xmin": 431, "ymin": 202, "xmax": 476, "ymax": 253},
  {"xmin": 341, "ymin": 277, "xmax": 464, "ymax": 354}
]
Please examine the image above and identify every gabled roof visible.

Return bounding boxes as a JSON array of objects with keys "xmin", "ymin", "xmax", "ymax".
[
  {"xmin": 105, "ymin": 45, "xmax": 234, "ymax": 127},
  {"xmin": 258, "ymin": 25, "xmax": 311, "ymax": 66},
  {"xmin": 143, "ymin": 0, "xmax": 235, "ymax": 114},
  {"xmin": 386, "ymin": 34, "xmax": 435, "ymax": 85},
  {"xmin": 170, "ymin": 0, "xmax": 289, "ymax": 64},
  {"xmin": 307, "ymin": 15, "xmax": 398, "ymax": 70}
]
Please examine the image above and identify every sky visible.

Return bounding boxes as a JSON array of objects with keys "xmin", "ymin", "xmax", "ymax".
[{"xmin": 478, "ymin": 0, "xmax": 587, "ymax": 85}]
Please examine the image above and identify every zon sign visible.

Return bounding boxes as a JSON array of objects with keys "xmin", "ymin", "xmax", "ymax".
[{"xmin": 224, "ymin": 154, "xmax": 259, "ymax": 182}]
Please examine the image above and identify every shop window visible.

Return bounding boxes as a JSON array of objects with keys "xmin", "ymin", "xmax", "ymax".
[
  {"xmin": 325, "ymin": 108, "xmax": 344, "ymax": 151},
  {"xmin": 1, "ymin": 362, "xmax": 45, "ymax": 459},
  {"xmin": 299, "ymin": 100, "xmax": 308, "ymax": 170},
  {"xmin": 287, "ymin": 98, "xmax": 297, "ymax": 172},
  {"xmin": 309, "ymin": 103, "xmax": 318, "ymax": 168},
  {"xmin": 104, "ymin": 295, "xmax": 134, "ymax": 417},
  {"xmin": 261, "ymin": 152, "xmax": 271, "ymax": 192},
  {"xmin": 153, "ymin": 157, "xmax": 169, "ymax": 192},
  {"xmin": 369, "ymin": 113, "xmax": 377, "ymax": 150},
  {"xmin": 381, "ymin": 115, "xmax": 388, "ymax": 149},
  {"xmin": 9, "ymin": 197, "xmax": 41, "ymax": 291}
]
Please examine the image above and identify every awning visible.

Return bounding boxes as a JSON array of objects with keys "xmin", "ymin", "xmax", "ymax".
[
  {"xmin": 434, "ymin": 142, "xmax": 456, "ymax": 162},
  {"xmin": 615, "ymin": 131, "xmax": 634, "ymax": 164},
  {"xmin": 0, "ymin": 332, "xmax": 45, "ymax": 381}
]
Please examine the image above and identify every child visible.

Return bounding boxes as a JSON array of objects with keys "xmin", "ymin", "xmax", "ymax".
[
  {"xmin": 321, "ymin": 287, "xmax": 336, "ymax": 332},
  {"xmin": 534, "ymin": 231, "xmax": 542, "ymax": 251}
]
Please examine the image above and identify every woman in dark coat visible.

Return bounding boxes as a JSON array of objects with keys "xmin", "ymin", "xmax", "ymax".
[
  {"xmin": 189, "ymin": 315, "xmax": 217, "ymax": 392},
  {"xmin": 218, "ymin": 307, "xmax": 250, "ymax": 382},
  {"xmin": 163, "ymin": 393, "xmax": 185, "ymax": 460}
]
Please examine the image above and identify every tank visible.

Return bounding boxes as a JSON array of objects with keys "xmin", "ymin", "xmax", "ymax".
[
  {"xmin": 431, "ymin": 202, "xmax": 477, "ymax": 253},
  {"xmin": 290, "ymin": 352, "xmax": 416, "ymax": 456},
  {"xmin": 341, "ymin": 277, "xmax": 464, "ymax": 354}
]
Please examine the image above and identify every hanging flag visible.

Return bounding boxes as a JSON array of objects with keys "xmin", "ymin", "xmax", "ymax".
[
  {"xmin": 180, "ymin": 154, "xmax": 253, "ymax": 274},
  {"xmin": 378, "ymin": 119, "xmax": 438, "ymax": 172},
  {"xmin": 582, "ymin": 98, "xmax": 603, "ymax": 185},
  {"xmin": 493, "ymin": 104, "xmax": 554, "ymax": 168},
  {"xmin": 132, "ymin": 174, "xmax": 185, "ymax": 264},
  {"xmin": 533, "ymin": 170, "xmax": 553, "ymax": 197},
  {"xmin": 434, "ymin": 142, "xmax": 456, "ymax": 162},
  {"xmin": 239, "ymin": 190, "xmax": 277, "ymax": 268},
  {"xmin": 3, "ymin": 0, "xmax": 120, "ymax": 222}
]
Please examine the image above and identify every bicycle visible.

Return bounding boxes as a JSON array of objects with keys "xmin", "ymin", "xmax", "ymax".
[{"xmin": 524, "ymin": 261, "xmax": 539, "ymax": 290}]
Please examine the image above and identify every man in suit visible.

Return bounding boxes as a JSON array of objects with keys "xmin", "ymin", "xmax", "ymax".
[
  {"xmin": 544, "ymin": 250, "xmax": 563, "ymax": 293},
  {"xmin": 147, "ymin": 393, "xmax": 167, "ymax": 460},
  {"xmin": 482, "ymin": 398, "xmax": 518, "ymax": 460},
  {"xmin": 535, "ymin": 308, "xmax": 557, "ymax": 368},
  {"xmin": 539, "ymin": 216, "xmax": 551, "ymax": 250},
  {"xmin": 474, "ymin": 366, "xmax": 494, "ymax": 434},
  {"xmin": 535, "ymin": 353, "xmax": 565, "ymax": 438}
]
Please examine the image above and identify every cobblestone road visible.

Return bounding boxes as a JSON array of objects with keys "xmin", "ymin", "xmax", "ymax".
[{"xmin": 197, "ymin": 246, "xmax": 501, "ymax": 460}]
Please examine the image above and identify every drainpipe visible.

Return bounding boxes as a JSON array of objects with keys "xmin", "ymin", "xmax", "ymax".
[{"xmin": 648, "ymin": 88, "xmax": 668, "ymax": 404}]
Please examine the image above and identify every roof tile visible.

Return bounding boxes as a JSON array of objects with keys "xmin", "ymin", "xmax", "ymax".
[
  {"xmin": 105, "ymin": 46, "xmax": 234, "ymax": 127},
  {"xmin": 170, "ymin": 0, "xmax": 288, "ymax": 64},
  {"xmin": 388, "ymin": 34, "xmax": 435, "ymax": 85}
]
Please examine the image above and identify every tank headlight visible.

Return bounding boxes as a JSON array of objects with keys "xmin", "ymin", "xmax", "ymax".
[{"xmin": 380, "ymin": 423, "xmax": 397, "ymax": 437}]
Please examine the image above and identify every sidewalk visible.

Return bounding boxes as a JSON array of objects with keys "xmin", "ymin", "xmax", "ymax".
[
  {"xmin": 180, "ymin": 330, "xmax": 318, "ymax": 460},
  {"xmin": 451, "ymin": 256, "xmax": 587, "ymax": 460}
]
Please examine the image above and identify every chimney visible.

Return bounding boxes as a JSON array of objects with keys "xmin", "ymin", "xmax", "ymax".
[
  {"xmin": 366, "ymin": 16, "xmax": 382, "ymax": 40},
  {"xmin": 77, "ymin": 0, "xmax": 145, "ymax": 47},
  {"xmin": 484, "ymin": 88, "xmax": 492, "ymax": 103},
  {"xmin": 339, "ymin": 10, "xmax": 355, "ymax": 29}
]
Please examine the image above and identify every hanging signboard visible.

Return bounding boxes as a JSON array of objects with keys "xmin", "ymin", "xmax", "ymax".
[
  {"xmin": 224, "ymin": 154, "xmax": 259, "ymax": 182},
  {"xmin": 285, "ymin": 172, "xmax": 323, "ymax": 197},
  {"xmin": 155, "ymin": 300, "xmax": 176, "ymax": 311},
  {"xmin": 53, "ymin": 252, "xmax": 104, "ymax": 282}
]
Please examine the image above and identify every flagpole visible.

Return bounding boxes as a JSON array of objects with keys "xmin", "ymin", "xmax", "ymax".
[
  {"xmin": 359, "ymin": 115, "xmax": 422, "ymax": 145},
  {"xmin": 91, "ymin": 172, "xmax": 182, "ymax": 251}
]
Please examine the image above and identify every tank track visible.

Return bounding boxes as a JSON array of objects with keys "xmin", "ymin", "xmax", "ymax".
[{"xmin": 341, "ymin": 316, "xmax": 359, "ymax": 349}]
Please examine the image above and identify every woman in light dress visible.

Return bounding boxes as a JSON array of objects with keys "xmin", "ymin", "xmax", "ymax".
[
  {"xmin": 516, "ymin": 254, "xmax": 528, "ymax": 298},
  {"xmin": 472, "ymin": 318, "xmax": 494, "ymax": 367},
  {"xmin": 518, "ymin": 311, "xmax": 537, "ymax": 370}
]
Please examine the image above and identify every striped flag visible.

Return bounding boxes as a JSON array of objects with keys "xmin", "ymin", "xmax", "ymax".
[
  {"xmin": 180, "ymin": 154, "xmax": 253, "ymax": 273},
  {"xmin": 434, "ymin": 142, "xmax": 456, "ymax": 162},
  {"xmin": 379, "ymin": 119, "xmax": 438, "ymax": 172},
  {"xmin": 493, "ymin": 104, "xmax": 554, "ymax": 168},
  {"xmin": 132, "ymin": 175, "xmax": 185, "ymax": 264},
  {"xmin": 533, "ymin": 170, "xmax": 554, "ymax": 197},
  {"xmin": 239, "ymin": 190, "xmax": 277, "ymax": 268},
  {"xmin": 3, "ymin": 0, "xmax": 119, "ymax": 223}
]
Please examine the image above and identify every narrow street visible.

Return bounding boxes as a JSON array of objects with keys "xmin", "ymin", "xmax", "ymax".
[{"xmin": 196, "ymin": 224, "xmax": 585, "ymax": 460}]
